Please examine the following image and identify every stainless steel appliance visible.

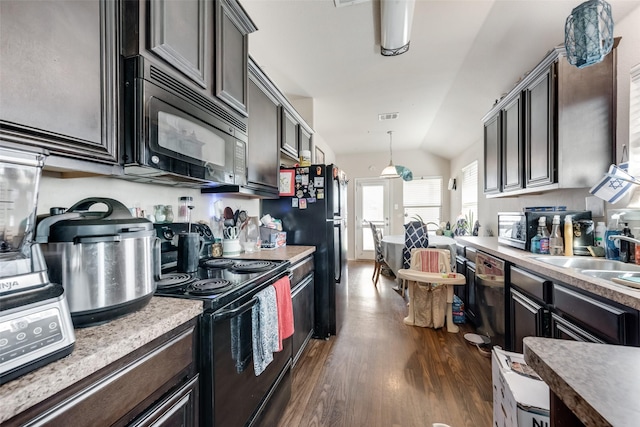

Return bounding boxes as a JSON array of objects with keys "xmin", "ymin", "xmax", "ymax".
[
  {"xmin": 36, "ymin": 198, "xmax": 159, "ymax": 327},
  {"xmin": 261, "ymin": 164, "xmax": 348, "ymax": 338},
  {"xmin": 0, "ymin": 143, "xmax": 75, "ymax": 385},
  {"xmin": 497, "ymin": 210, "xmax": 592, "ymax": 251},
  {"xmin": 475, "ymin": 251, "xmax": 506, "ymax": 349},
  {"xmin": 154, "ymin": 223, "xmax": 292, "ymax": 427},
  {"xmin": 122, "ymin": 56, "xmax": 248, "ymax": 188}
]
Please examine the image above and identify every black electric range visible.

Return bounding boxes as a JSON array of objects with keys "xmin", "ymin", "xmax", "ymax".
[{"xmin": 154, "ymin": 244, "xmax": 293, "ymax": 427}]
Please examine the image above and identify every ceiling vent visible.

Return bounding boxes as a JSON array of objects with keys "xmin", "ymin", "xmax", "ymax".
[
  {"xmin": 333, "ymin": 0, "xmax": 369, "ymax": 8},
  {"xmin": 378, "ymin": 112, "xmax": 399, "ymax": 121}
]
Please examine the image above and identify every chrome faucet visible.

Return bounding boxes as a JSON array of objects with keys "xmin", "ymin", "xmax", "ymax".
[{"xmin": 608, "ymin": 235, "xmax": 640, "ymax": 245}]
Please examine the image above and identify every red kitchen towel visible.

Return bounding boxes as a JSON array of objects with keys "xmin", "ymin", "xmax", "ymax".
[{"xmin": 272, "ymin": 276, "xmax": 294, "ymax": 351}]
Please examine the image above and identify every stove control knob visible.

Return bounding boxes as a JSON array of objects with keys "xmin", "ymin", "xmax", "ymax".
[{"xmin": 163, "ymin": 229, "xmax": 175, "ymax": 241}]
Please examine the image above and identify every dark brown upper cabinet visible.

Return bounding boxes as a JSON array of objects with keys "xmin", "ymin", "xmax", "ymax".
[
  {"xmin": 525, "ymin": 66, "xmax": 555, "ymax": 188},
  {"xmin": 0, "ymin": 0, "xmax": 119, "ymax": 171},
  {"xmin": 247, "ymin": 59, "xmax": 281, "ymax": 196},
  {"xmin": 214, "ymin": 0, "xmax": 256, "ymax": 117},
  {"xmin": 501, "ymin": 94, "xmax": 524, "ymax": 192},
  {"xmin": 482, "ymin": 40, "xmax": 618, "ymax": 197},
  {"xmin": 483, "ymin": 113, "xmax": 501, "ymax": 194},
  {"xmin": 281, "ymin": 108, "xmax": 299, "ymax": 160}
]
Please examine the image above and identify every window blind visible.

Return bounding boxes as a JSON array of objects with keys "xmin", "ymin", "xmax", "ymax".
[
  {"xmin": 403, "ymin": 177, "xmax": 442, "ymax": 226},
  {"xmin": 461, "ymin": 161, "xmax": 478, "ymax": 221}
]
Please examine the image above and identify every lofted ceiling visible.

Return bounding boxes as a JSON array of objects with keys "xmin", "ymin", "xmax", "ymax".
[{"xmin": 241, "ymin": 0, "xmax": 640, "ymax": 160}]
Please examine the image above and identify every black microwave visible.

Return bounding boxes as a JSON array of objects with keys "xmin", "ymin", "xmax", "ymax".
[
  {"xmin": 498, "ymin": 210, "xmax": 592, "ymax": 251},
  {"xmin": 123, "ymin": 56, "xmax": 247, "ymax": 188}
]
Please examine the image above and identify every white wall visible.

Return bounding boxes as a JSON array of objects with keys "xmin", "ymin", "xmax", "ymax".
[{"xmin": 337, "ymin": 148, "xmax": 451, "ymax": 260}]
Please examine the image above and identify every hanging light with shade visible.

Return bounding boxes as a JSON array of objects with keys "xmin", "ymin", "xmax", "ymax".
[
  {"xmin": 380, "ymin": 131, "xmax": 400, "ymax": 178},
  {"xmin": 564, "ymin": 0, "xmax": 614, "ymax": 68}
]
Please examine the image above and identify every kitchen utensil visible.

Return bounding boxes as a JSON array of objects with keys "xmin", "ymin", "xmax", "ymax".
[
  {"xmin": 238, "ymin": 210, "xmax": 248, "ymax": 224},
  {"xmin": 225, "ymin": 226, "xmax": 239, "ymax": 240},
  {"xmin": 224, "ymin": 207, "xmax": 234, "ymax": 220},
  {"xmin": 233, "ymin": 209, "xmax": 240, "ymax": 226},
  {"xmin": 177, "ymin": 232, "xmax": 202, "ymax": 273},
  {"xmin": 36, "ymin": 197, "xmax": 159, "ymax": 327}
]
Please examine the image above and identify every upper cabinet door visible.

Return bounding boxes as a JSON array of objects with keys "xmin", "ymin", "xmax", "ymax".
[
  {"xmin": 148, "ymin": 0, "xmax": 208, "ymax": 88},
  {"xmin": 483, "ymin": 113, "xmax": 501, "ymax": 194},
  {"xmin": 281, "ymin": 109, "xmax": 299, "ymax": 160},
  {"xmin": 215, "ymin": 0, "xmax": 256, "ymax": 117},
  {"xmin": 0, "ymin": 0, "xmax": 119, "ymax": 165},
  {"xmin": 501, "ymin": 95, "xmax": 524, "ymax": 192},
  {"xmin": 525, "ymin": 66, "xmax": 555, "ymax": 188},
  {"xmin": 299, "ymin": 127, "xmax": 312, "ymax": 156}
]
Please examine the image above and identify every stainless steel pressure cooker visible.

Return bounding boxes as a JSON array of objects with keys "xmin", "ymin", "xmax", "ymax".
[{"xmin": 36, "ymin": 198, "xmax": 160, "ymax": 327}]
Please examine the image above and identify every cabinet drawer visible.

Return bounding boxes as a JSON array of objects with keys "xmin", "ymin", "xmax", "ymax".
[
  {"xmin": 131, "ymin": 375, "xmax": 199, "ymax": 427},
  {"xmin": 290, "ymin": 255, "xmax": 314, "ymax": 287},
  {"xmin": 21, "ymin": 324, "xmax": 197, "ymax": 427},
  {"xmin": 551, "ymin": 312, "xmax": 605, "ymax": 343},
  {"xmin": 553, "ymin": 284, "xmax": 631, "ymax": 345},
  {"xmin": 510, "ymin": 266, "xmax": 552, "ymax": 303}
]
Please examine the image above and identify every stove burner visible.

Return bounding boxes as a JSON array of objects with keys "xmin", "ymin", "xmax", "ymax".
[
  {"xmin": 200, "ymin": 258, "xmax": 235, "ymax": 269},
  {"xmin": 188, "ymin": 278, "xmax": 234, "ymax": 296},
  {"xmin": 231, "ymin": 260, "xmax": 275, "ymax": 273},
  {"xmin": 156, "ymin": 273, "xmax": 194, "ymax": 289}
]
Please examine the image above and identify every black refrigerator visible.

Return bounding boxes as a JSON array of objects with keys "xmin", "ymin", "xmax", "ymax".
[{"xmin": 261, "ymin": 164, "xmax": 347, "ymax": 338}]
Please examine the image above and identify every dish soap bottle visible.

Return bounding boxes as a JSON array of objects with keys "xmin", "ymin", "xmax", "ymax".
[
  {"xmin": 549, "ymin": 215, "xmax": 564, "ymax": 255},
  {"xmin": 594, "ymin": 222, "xmax": 607, "ymax": 248},
  {"xmin": 564, "ymin": 215, "xmax": 574, "ymax": 256},
  {"xmin": 531, "ymin": 220, "xmax": 542, "ymax": 254},
  {"xmin": 620, "ymin": 223, "xmax": 634, "ymax": 263},
  {"xmin": 539, "ymin": 216, "xmax": 550, "ymax": 254}
]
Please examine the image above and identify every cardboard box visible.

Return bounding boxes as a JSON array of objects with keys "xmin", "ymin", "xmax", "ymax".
[
  {"xmin": 492, "ymin": 347, "xmax": 550, "ymax": 427},
  {"xmin": 260, "ymin": 227, "xmax": 286, "ymax": 249}
]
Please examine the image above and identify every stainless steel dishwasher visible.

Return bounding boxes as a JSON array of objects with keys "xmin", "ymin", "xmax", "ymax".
[{"xmin": 475, "ymin": 251, "xmax": 506, "ymax": 348}]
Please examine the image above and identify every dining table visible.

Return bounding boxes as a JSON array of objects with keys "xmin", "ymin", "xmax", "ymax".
[{"xmin": 380, "ymin": 234, "xmax": 457, "ymax": 277}]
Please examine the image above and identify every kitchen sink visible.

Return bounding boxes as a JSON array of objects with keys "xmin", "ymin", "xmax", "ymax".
[
  {"xmin": 580, "ymin": 270, "xmax": 640, "ymax": 280},
  {"xmin": 533, "ymin": 256, "xmax": 640, "ymax": 272}
]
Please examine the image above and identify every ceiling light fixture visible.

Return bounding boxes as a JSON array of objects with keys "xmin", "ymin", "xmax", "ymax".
[
  {"xmin": 564, "ymin": 0, "xmax": 614, "ymax": 68},
  {"xmin": 380, "ymin": 131, "xmax": 400, "ymax": 178},
  {"xmin": 380, "ymin": 0, "xmax": 415, "ymax": 56}
]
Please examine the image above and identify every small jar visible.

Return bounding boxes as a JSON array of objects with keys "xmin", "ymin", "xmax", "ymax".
[
  {"xmin": 154, "ymin": 205, "xmax": 166, "ymax": 223},
  {"xmin": 211, "ymin": 239, "xmax": 223, "ymax": 257},
  {"xmin": 178, "ymin": 196, "xmax": 193, "ymax": 223},
  {"xmin": 164, "ymin": 205, "xmax": 174, "ymax": 223}
]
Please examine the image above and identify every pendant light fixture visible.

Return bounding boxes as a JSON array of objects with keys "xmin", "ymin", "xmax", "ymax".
[
  {"xmin": 380, "ymin": 131, "xmax": 400, "ymax": 178},
  {"xmin": 564, "ymin": 0, "xmax": 614, "ymax": 68}
]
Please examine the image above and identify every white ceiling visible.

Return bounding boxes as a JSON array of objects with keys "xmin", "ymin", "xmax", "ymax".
[{"xmin": 241, "ymin": 0, "xmax": 640, "ymax": 160}]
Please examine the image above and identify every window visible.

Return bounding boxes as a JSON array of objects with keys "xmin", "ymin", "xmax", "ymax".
[
  {"xmin": 403, "ymin": 177, "xmax": 442, "ymax": 230},
  {"xmin": 461, "ymin": 160, "xmax": 478, "ymax": 224}
]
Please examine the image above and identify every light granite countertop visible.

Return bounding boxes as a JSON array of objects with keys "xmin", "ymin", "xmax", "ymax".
[
  {"xmin": 455, "ymin": 236, "xmax": 640, "ymax": 310},
  {"xmin": 228, "ymin": 245, "xmax": 315, "ymax": 265},
  {"xmin": 0, "ymin": 297, "xmax": 203, "ymax": 423},
  {"xmin": 523, "ymin": 337, "xmax": 640, "ymax": 426}
]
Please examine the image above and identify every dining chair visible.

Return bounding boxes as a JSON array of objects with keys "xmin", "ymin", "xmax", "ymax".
[
  {"xmin": 402, "ymin": 220, "xmax": 429, "ymax": 271},
  {"xmin": 369, "ymin": 222, "xmax": 388, "ymax": 287},
  {"xmin": 397, "ymin": 248, "xmax": 466, "ymax": 333}
]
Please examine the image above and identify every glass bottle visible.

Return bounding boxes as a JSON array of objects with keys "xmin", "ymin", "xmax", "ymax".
[
  {"xmin": 178, "ymin": 196, "xmax": 193, "ymax": 223},
  {"xmin": 549, "ymin": 215, "xmax": 564, "ymax": 255},
  {"xmin": 164, "ymin": 205, "xmax": 174, "ymax": 223},
  {"xmin": 154, "ymin": 205, "xmax": 166, "ymax": 223}
]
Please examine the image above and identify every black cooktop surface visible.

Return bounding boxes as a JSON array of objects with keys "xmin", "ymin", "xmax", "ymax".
[{"xmin": 154, "ymin": 258, "xmax": 289, "ymax": 310}]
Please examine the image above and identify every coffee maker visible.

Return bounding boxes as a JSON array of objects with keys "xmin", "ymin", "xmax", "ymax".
[{"xmin": 0, "ymin": 142, "xmax": 75, "ymax": 385}]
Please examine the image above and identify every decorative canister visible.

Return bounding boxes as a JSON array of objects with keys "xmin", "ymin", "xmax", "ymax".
[{"xmin": 211, "ymin": 239, "xmax": 223, "ymax": 257}]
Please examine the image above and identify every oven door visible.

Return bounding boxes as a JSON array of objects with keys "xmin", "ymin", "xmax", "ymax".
[
  {"xmin": 201, "ymin": 275, "xmax": 292, "ymax": 427},
  {"xmin": 125, "ymin": 76, "xmax": 246, "ymax": 186}
]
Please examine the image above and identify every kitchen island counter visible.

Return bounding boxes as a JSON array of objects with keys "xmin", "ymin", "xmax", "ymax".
[
  {"xmin": 523, "ymin": 337, "xmax": 640, "ymax": 426},
  {"xmin": 456, "ymin": 236, "xmax": 640, "ymax": 310},
  {"xmin": 229, "ymin": 245, "xmax": 315, "ymax": 264},
  {"xmin": 0, "ymin": 297, "xmax": 203, "ymax": 423}
]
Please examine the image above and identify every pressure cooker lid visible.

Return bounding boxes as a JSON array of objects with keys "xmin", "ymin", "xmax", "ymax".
[{"xmin": 45, "ymin": 197, "xmax": 154, "ymax": 243}]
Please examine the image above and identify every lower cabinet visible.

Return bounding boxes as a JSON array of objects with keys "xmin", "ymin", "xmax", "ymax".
[
  {"xmin": 553, "ymin": 283, "xmax": 639, "ymax": 346},
  {"xmin": 7, "ymin": 319, "xmax": 199, "ymax": 427},
  {"xmin": 510, "ymin": 288, "xmax": 549, "ymax": 353},
  {"xmin": 289, "ymin": 255, "xmax": 315, "ymax": 368}
]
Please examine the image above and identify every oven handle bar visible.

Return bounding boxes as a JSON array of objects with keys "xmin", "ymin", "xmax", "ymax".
[
  {"xmin": 213, "ymin": 296, "xmax": 258, "ymax": 322},
  {"xmin": 212, "ymin": 270, "xmax": 292, "ymax": 322}
]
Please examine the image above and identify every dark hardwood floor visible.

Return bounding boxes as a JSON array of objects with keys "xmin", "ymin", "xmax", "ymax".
[{"xmin": 277, "ymin": 260, "xmax": 494, "ymax": 427}]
